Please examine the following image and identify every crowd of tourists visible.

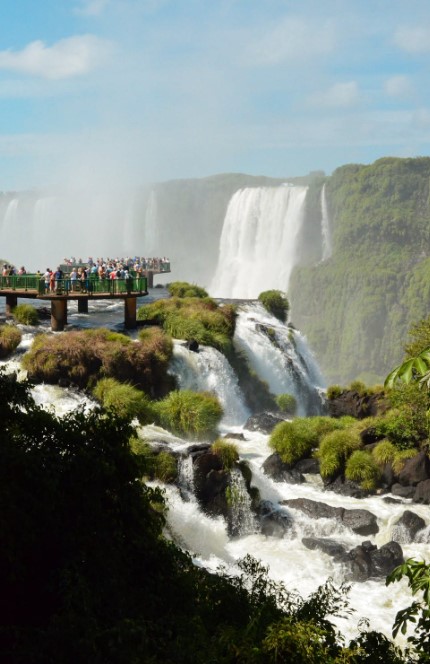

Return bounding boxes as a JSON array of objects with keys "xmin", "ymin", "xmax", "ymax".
[{"xmin": 63, "ymin": 256, "xmax": 170, "ymax": 272}]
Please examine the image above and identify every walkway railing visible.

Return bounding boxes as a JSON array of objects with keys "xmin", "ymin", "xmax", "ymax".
[{"xmin": 0, "ymin": 275, "xmax": 148, "ymax": 296}]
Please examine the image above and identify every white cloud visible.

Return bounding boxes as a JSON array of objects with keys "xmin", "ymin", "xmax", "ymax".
[
  {"xmin": 308, "ymin": 81, "xmax": 360, "ymax": 109},
  {"xmin": 384, "ymin": 75, "xmax": 413, "ymax": 98},
  {"xmin": 0, "ymin": 35, "xmax": 113, "ymax": 80},
  {"xmin": 74, "ymin": 0, "xmax": 111, "ymax": 16},
  {"xmin": 245, "ymin": 16, "xmax": 335, "ymax": 66},
  {"xmin": 394, "ymin": 26, "xmax": 430, "ymax": 53}
]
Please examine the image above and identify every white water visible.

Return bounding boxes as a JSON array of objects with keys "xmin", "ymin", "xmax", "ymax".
[
  {"xmin": 210, "ymin": 185, "xmax": 308, "ymax": 298},
  {"xmin": 233, "ymin": 302, "xmax": 324, "ymax": 415},
  {"xmin": 169, "ymin": 341, "xmax": 250, "ymax": 426},
  {"xmin": 321, "ymin": 183, "xmax": 332, "ymax": 261}
]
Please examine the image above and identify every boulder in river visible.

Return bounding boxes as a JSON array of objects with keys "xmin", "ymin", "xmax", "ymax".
[
  {"xmin": 342, "ymin": 541, "xmax": 404, "ymax": 582},
  {"xmin": 257, "ymin": 500, "xmax": 292, "ymax": 538},
  {"xmin": 302, "ymin": 537, "xmax": 346, "ymax": 558},
  {"xmin": 398, "ymin": 450, "xmax": 430, "ymax": 487},
  {"xmin": 413, "ymin": 478, "xmax": 430, "ymax": 504},
  {"xmin": 262, "ymin": 453, "xmax": 304, "ymax": 484},
  {"xmin": 392, "ymin": 510, "xmax": 426, "ymax": 543},
  {"xmin": 244, "ymin": 412, "xmax": 284, "ymax": 434},
  {"xmin": 282, "ymin": 498, "xmax": 379, "ymax": 535}
]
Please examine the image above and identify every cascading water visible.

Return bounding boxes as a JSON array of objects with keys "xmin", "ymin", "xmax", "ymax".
[
  {"xmin": 228, "ymin": 469, "xmax": 257, "ymax": 537},
  {"xmin": 169, "ymin": 341, "xmax": 250, "ymax": 426},
  {"xmin": 233, "ymin": 302, "xmax": 325, "ymax": 415},
  {"xmin": 143, "ymin": 190, "xmax": 159, "ymax": 255},
  {"xmin": 210, "ymin": 185, "xmax": 308, "ymax": 299},
  {"xmin": 321, "ymin": 183, "xmax": 332, "ymax": 261}
]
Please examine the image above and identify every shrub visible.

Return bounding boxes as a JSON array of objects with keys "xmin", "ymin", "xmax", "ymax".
[
  {"xmin": 316, "ymin": 428, "xmax": 362, "ymax": 480},
  {"xmin": 13, "ymin": 304, "xmax": 39, "ymax": 325},
  {"xmin": 0, "ymin": 325, "xmax": 22, "ymax": 359},
  {"xmin": 349, "ymin": 380, "xmax": 368, "ymax": 396},
  {"xmin": 275, "ymin": 393, "xmax": 297, "ymax": 415},
  {"xmin": 373, "ymin": 440, "xmax": 396, "ymax": 466},
  {"xmin": 345, "ymin": 450, "xmax": 381, "ymax": 491},
  {"xmin": 374, "ymin": 408, "xmax": 423, "ymax": 449},
  {"xmin": 167, "ymin": 281, "xmax": 208, "ymax": 298},
  {"xmin": 258, "ymin": 290, "xmax": 289, "ymax": 322},
  {"xmin": 211, "ymin": 439, "xmax": 239, "ymax": 470},
  {"xmin": 92, "ymin": 378, "xmax": 155, "ymax": 424},
  {"xmin": 326, "ymin": 385, "xmax": 343, "ymax": 400},
  {"xmin": 155, "ymin": 390, "xmax": 223, "ymax": 439}
]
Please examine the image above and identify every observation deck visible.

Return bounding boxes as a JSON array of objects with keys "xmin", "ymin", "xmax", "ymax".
[{"xmin": 0, "ymin": 273, "xmax": 149, "ymax": 331}]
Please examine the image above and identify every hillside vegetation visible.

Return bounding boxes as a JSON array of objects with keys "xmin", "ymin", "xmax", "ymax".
[{"xmin": 289, "ymin": 157, "xmax": 430, "ymax": 383}]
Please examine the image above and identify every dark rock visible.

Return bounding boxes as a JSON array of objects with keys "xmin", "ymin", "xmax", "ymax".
[
  {"xmin": 369, "ymin": 541, "xmax": 404, "ymax": 577},
  {"xmin": 391, "ymin": 483, "xmax": 416, "ymax": 499},
  {"xmin": 383, "ymin": 496, "xmax": 403, "ymax": 504},
  {"xmin": 360, "ymin": 426, "xmax": 385, "ymax": 445},
  {"xmin": 194, "ymin": 452, "xmax": 227, "ymax": 507},
  {"xmin": 302, "ymin": 537, "xmax": 346, "ymax": 557},
  {"xmin": 328, "ymin": 390, "xmax": 388, "ymax": 420},
  {"xmin": 392, "ymin": 510, "xmax": 426, "ymax": 542},
  {"xmin": 257, "ymin": 500, "xmax": 292, "ymax": 537},
  {"xmin": 262, "ymin": 453, "xmax": 304, "ymax": 484},
  {"xmin": 342, "ymin": 509, "xmax": 379, "ymax": 536},
  {"xmin": 244, "ymin": 412, "xmax": 284, "ymax": 434},
  {"xmin": 414, "ymin": 479, "xmax": 430, "ymax": 504},
  {"xmin": 282, "ymin": 498, "xmax": 343, "ymax": 520},
  {"xmin": 398, "ymin": 451, "xmax": 430, "ymax": 487},
  {"xmin": 185, "ymin": 338, "xmax": 199, "ymax": 352},
  {"xmin": 325, "ymin": 476, "xmax": 368, "ymax": 498},
  {"xmin": 187, "ymin": 443, "xmax": 211, "ymax": 459},
  {"xmin": 283, "ymin": 498, "xmax": 379, "ymax": 535},
  {"xmin": 294, "ymin": 458, "xmax": 320, "ymax": 474},
  {"xmin": 223, "ymin": 432, "xmax": 247, "ymax": 441},
  {"xmin": 347, "ymin": 545, "xmax": 372, "ymax": 581},
  {"xmin": 380, "ymin": 463, "xmax": 395, "ymax": 489}
]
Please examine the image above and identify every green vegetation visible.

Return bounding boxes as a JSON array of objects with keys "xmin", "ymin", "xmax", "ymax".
[
  {"xmin": 22, "ymin": 326, "xmax": 173, "ymax": 394},
  {"xmin": 269, "ymin": 416, "xmax": 349, "ymax": 466},
  {"xmin": 131, "ymin": 438, "xmax": 178, "ymax": 483},
  {"xmin": 275, "ymin": 393, "xmax": 297, "ymax": 415},
  {"xmin": 0, "ymin": 324, "xmax": 21, "ymax": 358},
  {"xmin": 137, "ymin": 296, "xmax": 236, "ymax": 353},
  {"xmin": 345, "ymin": 450, "xmax": 381, "ymax": 490},
  {"xmin": 326, "ymin": 385, "xmax": 343, "ymax": 400},
  {"xmin": 12, "ymin": 303, "xmax": 39, "ymax": 325},
  {"xmin": 155, "ymin": 389, "xmax": 223, "ymax": 439},
  {"xmin": 92, "ymin": 377, "xmax": 156, "ymax": 424},
  {"xmin": 211, "ymin": 439, "xmax": 239, "ymax": 470},
  {"xmin": 316, "ymin": 428, "xmax": 362, "ymax": 480},
  {"xmin": 290, "ymin": 157, "xmax": 430, "ymax": 384},
  {"xmin": 258, "ymin": 289, "xmax": 289, "ymax": 322},
  {"xmin": 167, "ymin": 281, "xmax": 209, "ymax": 298}
]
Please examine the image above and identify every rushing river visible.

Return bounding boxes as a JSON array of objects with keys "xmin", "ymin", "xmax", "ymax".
[{"xmin": 1, "ymin": 291, "xmax": 428, "ymax": 646}]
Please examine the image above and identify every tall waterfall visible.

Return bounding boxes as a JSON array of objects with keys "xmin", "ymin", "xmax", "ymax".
[
  {"xmin": 321, "ymin": 183, "xmax": 332, "ymax": 261},
  {"xmin": 210, "ymin": 185, "xmax": 308, "ymax": 299}
]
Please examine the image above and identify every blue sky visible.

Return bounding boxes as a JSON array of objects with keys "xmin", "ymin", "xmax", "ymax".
[{"xmin": 1, "ymin": 0, "xmax": 430, "ymax": 189}]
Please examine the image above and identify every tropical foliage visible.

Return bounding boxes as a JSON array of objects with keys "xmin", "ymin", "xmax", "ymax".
[
  {"xmin": 167, "ymin": 281, "xmax": 209, "ymax": 298},
  {"xmin": 0, "ymin": 324, "xmax": 22, "ymax": 358},
  {"xmin": 154, "ymin": 389, "xmax": 223, "ymax": 439},
  {"xmin": 258, "ymin": 289, "xmax": 289, "ymax": 322}
]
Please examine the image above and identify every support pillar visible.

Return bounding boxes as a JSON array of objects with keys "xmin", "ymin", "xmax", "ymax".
[
  {"xmin": 124, "ymin": 297, "xmax": 137, "ymax": 329},
  {"xmin": 5, "ymin": 295, "xmax": 17, "ymax": 317},
  {"xmin": 78, "ymin": 297, "xmax": 89, "ymax": 313},
  {"xmin": 146, "ymin": 271, "xmax": 154, "ymax": 288},
  {"xmin": 51, "ymin": 299, "xmax": 68, "ymax": 331}
]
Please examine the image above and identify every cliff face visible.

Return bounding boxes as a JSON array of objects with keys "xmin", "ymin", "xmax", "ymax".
[{"xmin": 289, "ymin": 157, "xmax": 430, "ymax": 384}]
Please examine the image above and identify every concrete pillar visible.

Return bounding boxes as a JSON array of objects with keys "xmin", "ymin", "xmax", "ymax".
[
  {"xmin": 51, "ymin": 299, "xmax": 68, "ymax": 331},
  {"xmin": 124, "ymin": 297, "xmax": 137, "ymax": 329},
  {"xmin": 5, "ymin": 295, "xmax": 17, "ymax": 317},
  {"xmin": 146, "ymin": 271, "xmax": 154, "ymax": 288},
  {"xmin": 78, "ymin": 297, "xmax": 89, "ymax": 313}
]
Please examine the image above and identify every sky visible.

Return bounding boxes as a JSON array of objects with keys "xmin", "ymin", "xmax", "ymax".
[{"xmin": 1, "ymin": 0, "xmax": 430, "ymax": 189}]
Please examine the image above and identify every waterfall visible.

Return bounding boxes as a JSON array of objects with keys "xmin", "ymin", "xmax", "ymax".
[
  {"xmin": 209, "ymin": 185, "xmax": 308, "ymax": 299},
  {"xmin": 228, "ymin": 469, "xmax": 256, "ymax": 537},
  {"xmin": 321, "ymin": 183, "xmax": 332, "ymax": 261},
  {"xmin": 169, "ymin": 342, "xmax": 250, "ymax": 426},
  {"xmin": 144, "ymin": 190, "xmax": 158, "ymax": 255},
  {"xmin": 178, "ymin": 454, "xmax": 195, "ymax": 496},
  {"xmin": 233, "ymin": 302, "xmax": 324, "ymax": 415}
]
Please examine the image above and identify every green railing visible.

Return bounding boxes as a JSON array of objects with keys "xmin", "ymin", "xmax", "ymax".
[{"xmin": 0, "ymin": 274, "xmax": 147, "ymax": 296}]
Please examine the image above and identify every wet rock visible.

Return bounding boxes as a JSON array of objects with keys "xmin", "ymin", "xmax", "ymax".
[
  {"xmin": 223, "ymin": 432, "xmax": 247, "ymax": 441},
  {"xmin": 302, "ymin": 537, "xmax": 346, "ymax": 558},
  {"xmin": 325, "ymin": 476, "xmax": 368, "ymax": 498},
  {"xmin": 327, "ymin": 390, "xmax": 387, "ymax": 419},
  {"xmin": 391, "ymin": 483, "xmax": 415, "ymax": 499},
  {"xmin": 369, "ymin": 541, "xmax": 404, "ymax": 577},
  {"xmin": 185, "ymin": 338, "xmax": 199, "ymax": 352},
  {"xmin": 262, "ymin": 453, "xmax": 305, "ymax": 484},
  {"xmin": 342, "ymin": 509, "xmax": 379, "ymax": 536},
  {"xmin": 414, "ymin": 479, "xmax": 430, "ymax": 504},
  {"xmin": 383, "ymin": 496, "xmax": 403, "ymax": 504},
  {"xmin": 194, "ymin": 452, "xmax": 228, "ymax": 509},
  {"xmin": 392, "ymin": 510, "xmax": 426, "ymax": 543},
  {"xmin": 257, "ymin": 500, "xmax": 292, "ymax": 538},
  {"xmin": 398, "ymin": 451, "xmax": 430, "ymax": 487},
  {"xmin": 294, "ymin": 458, "xmax": 320, "ymax": 474},
  {"xmin": 342, "ymin": 541, "xmax": 404, "ymax": 582},
  {"xmin": 244, "ymin": 412, "xmax": 284, "ymax": 434},
  {"xmin": 282, "ymin": 498, "xmax": 379, "ymax": 535}
]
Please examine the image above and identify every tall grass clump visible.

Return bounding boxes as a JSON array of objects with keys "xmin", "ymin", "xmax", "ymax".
[
  {"xmin": 211, "ymin": 439, "xmax": 239, "ymax": 470},
  {"xmin": 0, "ymin": 325, "xmax": 22, "ymax": 358},
  {"xmin": 130, "ymin": 437, "xmax": 177, "ymax": 482},
  {"xmin": 93, "ymin": 378, "xmax": 155, "ymax": 424},
  {"xmin": 13, "ymin": 304, "xmax": 39, "ymax": 325},
  {"xmin": 155, "ymin": 389, "xmax": 223, "ymax": 439},
  {"xmin": 275, "ymin": 393, "xmax": 297, "ymax": 416},
  {"xmin": 345, "ymin": 450, "xmax": 381, "ymax": 491},
  {"xmin": 316, "ymin": 428, "xmax": 362, "ymax": 480},
  {"xmin": 167, "ymin": 281, "xmax": 208, "ymax": 298},
  {"xmin": 138, "ymin": 297, "xmax": 236, "ymax": 353},
  {"xmin": 258, "ymin": 290, "xmax": 289, "ymax": 322},
  {"xmin": 373, "ymin": 440, "xmax": 396, "ymax": 466}
]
